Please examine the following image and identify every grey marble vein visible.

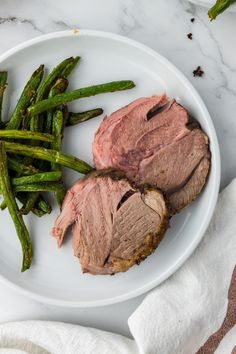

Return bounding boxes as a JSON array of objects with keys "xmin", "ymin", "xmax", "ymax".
[{"xmin": 0, "ymin": 16, "xmax": 43, "ymax": 33}]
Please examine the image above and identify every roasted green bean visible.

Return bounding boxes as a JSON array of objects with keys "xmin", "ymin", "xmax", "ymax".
[
  {"xmin": 0, "ymin": 141, "xmax": 32, "ymax": 271},
  {"xmin": 28, "ymin": 81, "xmax": 135, "ymax": 116}
]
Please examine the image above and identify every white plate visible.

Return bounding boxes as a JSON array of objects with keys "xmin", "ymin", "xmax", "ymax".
[
  {"xmin": 0, "ymin": 30, "xmax": 220, "ymax": 307},
  {"xmin": 188, "ymin": 0, "xmax": 236, "ymax": 11}
]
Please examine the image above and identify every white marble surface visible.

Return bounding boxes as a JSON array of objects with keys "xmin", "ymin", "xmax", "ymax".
[{"xmin": 0, "ymin": 0, "xmax": 236, "ymax": 339}]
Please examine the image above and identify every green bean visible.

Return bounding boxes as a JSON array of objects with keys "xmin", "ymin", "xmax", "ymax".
[
  {"xmin": 36, "ymin": 195, "xmax": 52, "ymax": 214},
  {"xmin": 32, "ymin": 208, "xmax": 45, "ymax": 217},
  {"xmin": 13, "ymin": 184, "xmax": 63, "ymax": 215},
  {"xmin": 208, "ymin": 0, "xmax": 236, "ymax": 19},
  {"xmin": 61, "ymin": 56, "xmax": 80, "ymax": 77},
  {"xmin": 6, "ymin": 65, "xmax": 44, "ymax": 130},
  {"xmin": 2, "ymin": 157, "xmax": 53, "ymax": 213},
  {"xmin": 28, "ymin": 81, "xmax": 135, "ymax": 116},
  {"xmin": 0, "ymin": 182, "xmax": 64, "ymax": 194},
  {"xmin": 30, "ymin": 57, "xmax": 78, "ymax": 133},
  {"xmin": 12, "ymin": 171, "xmax": 62, "ymax": 186},
  {"xmin": 12, "ymin": 182, "xmax": 65, "ymax": 193},
  {"xmin": 0, "ymin": 72, "xmax": 7, "ymax": 127},
  {"xmin": 0, "ymin": 130, "xmax": 53, "ymax": 142},
  {"xmin": 18, "ymin": 194, "xmax": 52, "ymax": 216},
  {"xmin": 50, "ymin": 78, "xmax": 69, "ymax": 97},
  {"xmin": 0, "ymin": 141, "xmax": 32, "ymax": 271},
  {"xmin": 46, "ymin": 78, "xmax": 69, "ymax": 131},
  {"xmin": 66, "ymin": 108, "xmax": 103, "ymax": 126},
  {"xmin": 20, "ymin": 193, "xmax": 39, "ymax": 215},
  {"xmin": 17, "ymin": 193, "xmax": 51, "ymax": 216},
  {"xmin": 44, "ymin": 78, "xmax": 69, "ymax": 149},
  {"xmin": 56, "ymin": 188, "xmax": 65, "ymax": 207},
  {"xmin": 4, "ymin": 142, "xmax": 93, "ymax": 174},
  {"xmin": 14, "ymin": 171, "xmax": 61, "ymax": 213},
  {"xmin": 17, "ymin": 194, "xmax": 47, "ymax": 217},
  {"xmin": 0, "ymin": 191, "xmax": 40, "ymax": 216},
  {"xmin": 0, "ymin": 188, "xmax": 52, "ymax": 214},
  {"xmin": 51, "ymin": 110, "xmax": 66, "ymax": 206},
  {"xmin": 0, "ymin": 199, "xmax": 6, "ymax": 210},
  {"xmin": 7, "ymin": 155, "xmax": 42, "ymax": 213},
  {"xmin": 7, "ymin": 157, "xmax": 39, "ymax": 176},
  {"xmin": 30, "ymin": 208, "xmax": 45, "ymax": 217},
  {"xmin": 52, "ymin": 110, "xmax": 64, "ymax": 169},
  {"xmin": 0, "ymin": 196, "xmax": 7, "ymax": 210},
  {"xmin": 37, "ymin": 57, "xmax": 78, "ymax": 99}
]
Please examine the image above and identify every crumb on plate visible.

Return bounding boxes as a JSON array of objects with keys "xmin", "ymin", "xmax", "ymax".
[{"xmin": 73, "ymin": 28, "xmax": 80, "ymax": 34}]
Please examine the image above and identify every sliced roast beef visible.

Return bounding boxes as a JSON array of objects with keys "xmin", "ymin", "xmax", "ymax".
[
  {"xmin": 93, "ymin": 95, "xmax": 211, "ymax": 213},
  {"xmin": 52, "ymin": 170, "xmax": 169, "ymax": 275},
  {"xmin": 169, "ymin": 153, "xmax": 211, "ymax": 212}
]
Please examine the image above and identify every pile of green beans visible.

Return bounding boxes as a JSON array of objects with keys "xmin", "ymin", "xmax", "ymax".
[{"xmin": 0, "ymin": 57, "xmax": 135, "ymax": 271}]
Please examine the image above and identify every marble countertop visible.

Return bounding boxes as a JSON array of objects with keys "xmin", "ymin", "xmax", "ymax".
[{"xmin": 0, "ymin": 0, "xmax": 236, "ymax": 339}]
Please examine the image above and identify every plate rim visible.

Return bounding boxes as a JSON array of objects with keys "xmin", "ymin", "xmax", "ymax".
[{"xmin": 0, "ymin": 29, "xmax": 221, "ymax": 307}]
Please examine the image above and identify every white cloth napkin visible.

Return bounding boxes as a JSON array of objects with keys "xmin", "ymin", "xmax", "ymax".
[
  {"xmin": 0, "ymin": 180, "xmax": 236, "ymax": 354},
  {"xmin": 0, "ymin": 321, "xmax": 138, "ymax": 354},
  {"xmin": 129, "ymin": 179, "xmax": 236, "ymax": 354}
]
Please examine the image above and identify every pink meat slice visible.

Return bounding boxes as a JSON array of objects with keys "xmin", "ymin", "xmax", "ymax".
[
  {"xmin": 93, "ymin": 95, "xmax": 211, "ymax": 213},
  {"xmin": 169, "ymin": 154, "xmax": 211, "ymax": 212},
  {"xmin": 52, "ymin": 171, "xmax": 169, "ymax": 275},
  {"xmin": 93, "ymin": 95, "xmax": 169, "ymax": 169},
  {"xmin": 137, "ymin": 128, "xmax": 209, "ymax": 192}
]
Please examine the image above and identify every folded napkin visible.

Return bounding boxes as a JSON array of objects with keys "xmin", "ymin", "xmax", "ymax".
[
  {"xmin": 0, "ymin": 180, "xmax": 235, "ymax": 354},
  {"xmin": 129, "ymin": 179, "xmax": 236, "ymax": 354},
  {"xmin": 0, "ymin": 321, "xmax": 138, "ymax": 354}
]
